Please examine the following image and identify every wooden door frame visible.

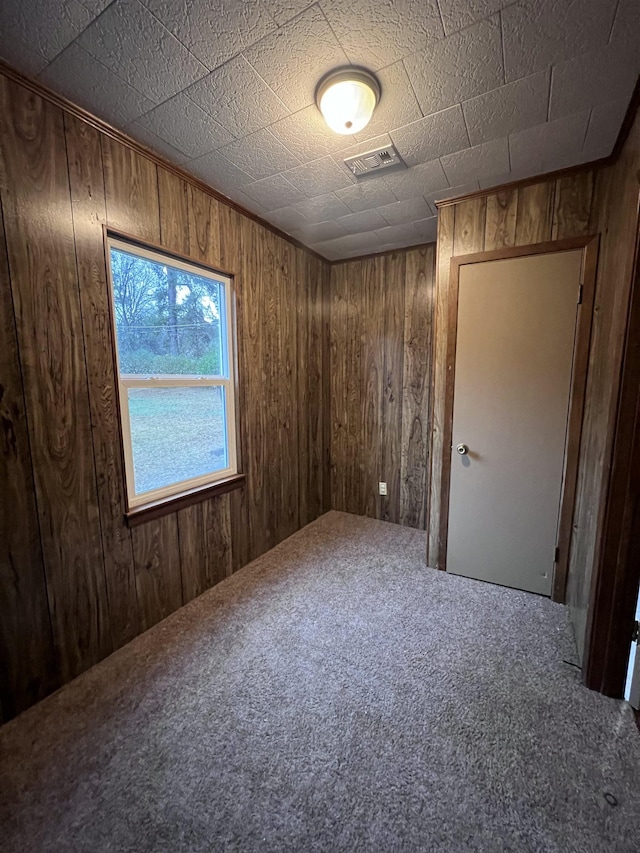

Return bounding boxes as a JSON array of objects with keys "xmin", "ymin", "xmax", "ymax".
[
  {"xmin": 583, "ymin": 209, "xmax": 640, "ymax": 696},
  {"xmin": 438, "ymin": 235, "xmax": 599, "ymax": 603}
]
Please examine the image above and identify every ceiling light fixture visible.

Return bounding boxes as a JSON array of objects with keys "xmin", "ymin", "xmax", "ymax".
[{"xmin": 315, "ymin": 67, "xmax": 381, "ymax": 136}]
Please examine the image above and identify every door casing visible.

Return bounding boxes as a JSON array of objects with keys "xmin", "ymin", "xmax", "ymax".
[{"xmin": 438, "ymin": 235, "xmax": 599, "ymax": 603}]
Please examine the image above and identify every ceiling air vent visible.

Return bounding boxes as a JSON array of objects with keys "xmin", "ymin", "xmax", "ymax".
[{"xmin": 343, "ymin": 143, "xmax": 407, "ymax": 179}]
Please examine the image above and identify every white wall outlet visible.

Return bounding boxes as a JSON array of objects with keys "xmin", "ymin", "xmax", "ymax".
[{"xmin": 379, "ymin": 482, "xmax": 387, "ymax": 496}]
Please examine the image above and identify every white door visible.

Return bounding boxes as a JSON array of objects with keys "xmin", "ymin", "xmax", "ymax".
[{"xmin": 447, "ymin": 250, "xmax": 583, "ymax": 595}]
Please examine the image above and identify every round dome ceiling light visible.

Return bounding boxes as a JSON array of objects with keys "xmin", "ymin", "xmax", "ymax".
[{"xmin": 315, "ymin": 67, "xmax": 381, "ymax": 135}]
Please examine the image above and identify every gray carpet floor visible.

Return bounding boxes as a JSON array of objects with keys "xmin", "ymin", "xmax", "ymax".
[{"xmin": 1, "ymin": 511, "xmax": 639, "ymax": 852}]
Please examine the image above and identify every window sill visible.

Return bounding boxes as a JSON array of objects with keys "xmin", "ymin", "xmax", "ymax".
[{"xmin": 125, "ymin": 473, "xmax": 246, "ymax": 527}]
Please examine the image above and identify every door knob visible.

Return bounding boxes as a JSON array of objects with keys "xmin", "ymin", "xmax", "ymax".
[{"xmin": 456, "ymin": 443, "xmax": 469, "ymax": 455}]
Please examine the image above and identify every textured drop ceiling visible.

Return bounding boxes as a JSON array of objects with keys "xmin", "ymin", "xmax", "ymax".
[{"xmin": 1, "ymin": 0, "xmax": 638, "ymax": 260}]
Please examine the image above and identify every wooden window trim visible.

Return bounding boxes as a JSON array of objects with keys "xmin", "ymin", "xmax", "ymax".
[
  {"xmin": 438, "ymin": 235, "xmax": 600, "ymax": 603},
  {"xmin": 103, "ymin": 225, "xmax": 244, "ymax": 525},
  {"xmin": 125, "ymin": 473, "xmax": 245, "ymax": 527}
]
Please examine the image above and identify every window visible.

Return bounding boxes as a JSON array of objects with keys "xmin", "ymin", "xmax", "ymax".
[{"xmin": 106, "ymin": 236, "xmax": 238, "ymax": 511}]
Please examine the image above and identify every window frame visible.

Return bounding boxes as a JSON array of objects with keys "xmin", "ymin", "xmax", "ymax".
[{"xmin": 105, "ymin": 230, "xmax": 243, "ymax": 521}]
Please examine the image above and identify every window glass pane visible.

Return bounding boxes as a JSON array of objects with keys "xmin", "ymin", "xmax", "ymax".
[
  {"xmin": 128, "ymin": 386, "xmax": 228, "ymax": 495},
  {"xmin": 110, "ymin": 246, "xmax": 226, "ymax": 376}
]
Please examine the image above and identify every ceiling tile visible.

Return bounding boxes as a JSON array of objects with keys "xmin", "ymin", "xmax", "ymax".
[
  {"xmin": 185, "ymin": 151, "xmax": 254, "ymax": 193},
  {"xmin": 425, "ymin": 181, "xmax": 480, "ymax": 207},
  {"xmin": 335, "ymin": 134, "xmax": 395, "ymax": 160},
  {"xmin": 136, "ymin": 93, "xmax": 234, "ymax": 159},
  {"xmin": 462, "ymin": 70, "xmax": 550, "ymax": 147},
  {"xmin": 140, "ymin": 0, "xmax": 277, "ymax": 70},
  {"xmin": 0, "ymin": 40, "xmax": 49, "ymax": 78},
  {"xmin": 264, "ymin": 205, "xmax": 312, "ymax": 231},
  {"xmin": 185, "ymin": 56, "xmax": 290, "ymax": 138},
  {"xmin": 294, "ymin": 193, "xmax": 350, "ymax": 222},
  {"xmin": 222, "ymin": 186, "xmax": 268, "ymax": 214},
  {"xmin": 268, "ymin": 105, "xmax": 352, "ymax": 161},
  {"xmin": 334, "ymin": 180, "xmax": 399, "ymax": 213},
  {"xmin": 218, "ymin": 128, "xmax": 300, "ymax": 180},
  {"xmin": 549, "ymin": 43, "xmax": 639, "ymax": 122},
  {"xmin": 79, "ymin": 0, "xmax": 112, "ymax": 12},
  {"xmin": 291, "ymin": 220, "xmax": 349, "ymax": 242},
  {"xmin": 353, "ymin": 61, "xmax": 422, "ymax": 145},
  {"xmin": 390, "ymin": 106, "xmax": 470, "ymax": 166},
  {"xmin": 509, "ymin": 112, "xmax": 590, "ymax": 174},
  {"xmin": 307, "ymin": 242, "xmax": 340, "ymax": 261},
  {"xmin": 382, "ymin": 158, "xmax": 448, "ymax": 201},
  {"xmin": 0, "ymin": 0, "xmax": 95, "ymax": 76},
  {"xmin": 437, "ymin": 0, "xmax": 513, "ymax": 35},
  {"xmin": 374, "ymin": 222, "xmax": 417, "ymax": 246},
  {"xmin": 39, "ymin": 43, "xmax": 154, "ymax": 127},
  {"xmin": 440, "ymin": 136, "xmax": 509, "ymax": 185},
  {"xmin": 336, "ymin": 209, "xmax": 388, "ymax": 233},
  {"xmin": 313, "ymin": 230, "xmax": 381, "ymax": 258},
  {"xmin": 243, "ymin": 174, "xmax": 306, "ymax": 208},
  {"xmin": 243, "ymin": 5, "xmax": 348, "ymax": 112},
  {"xmin": 477, "ymin": 164, "xmax": 539, "ymax": 188},
  {"xmin": 410, "ymin": 215, "xmax": 438, "ymax": 243},
  {"xmin": 284, "ymin": 156, "xmax": 355, "ymax": 197},
  {"xmin": 582, "ymin": 99, "xmax": 630, "ymax": 160},
  {"xmin": 320, "ymin": 0, "xmax": 444, "ymax": 71},
  {"xmin": 378, "ymin": 196, "xmax": 433, "ymax": 226},
  {"xmin": 78, "ymin": 0, "xmax": 208, "ymax": 104},
  {"xmin": 126, "ymin": 121, "xmax": 192, "ymax": 164},
  {"xmin": 502, "ymin": 0, "xmax": 618, "ymax": 82},
  {"xmin": 261, "ymin": 0, "xmax": 315, "ymax": 26},
  {"xmin": 404, "ymin": 15, "xmax": 504, "ymax": 116}
]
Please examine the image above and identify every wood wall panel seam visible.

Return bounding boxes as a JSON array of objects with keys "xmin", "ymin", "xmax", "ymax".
[{"xmin": 0, "ymin": 77, "xmax": 112, "ymax": 681}]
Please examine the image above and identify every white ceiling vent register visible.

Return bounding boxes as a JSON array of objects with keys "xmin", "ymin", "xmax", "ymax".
[{"xmin": 343, "ymin": 144, "xmax": 407, "ymax": 179}]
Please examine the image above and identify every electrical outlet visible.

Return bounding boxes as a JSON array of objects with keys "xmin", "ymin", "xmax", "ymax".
[{"xmin": 379, "ymin": 482, "xmax": 387, "ymax": 496}]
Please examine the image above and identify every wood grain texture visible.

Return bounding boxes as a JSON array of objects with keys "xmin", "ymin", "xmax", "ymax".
[
  {"xmin": 296, "ymin": 248, "xmax": 310, "ymax": 528},
  {"xmin": 131, "ymin": 514, "xmax": 183, "ymax": 632},
  {"xmin": 582, "ymin": 179, "xmax": 640, "ymax": 695},
  {"xmin": 178, "ymin": 498, "xmax": 232, "ymax": 601},
  {"xmin": 0, "ymin": 70, "xmax": 328, "ymax": 720},
  {"xmin": 330, "ymin": 262, "xmax": 348, "ymax": 511},
  {"xmin": 0, "ymin": 184, "xmax": 57, "ymax": 718},
  {"xmin": 218, "ymin": 202, "xmax": 250, "ymax": 573},
  {"xmin": 308, "ymin": 256, "xmax": 326, "ymax": 520},
  {"xmin": 0, "ymin": 76, "xmax": 111, "ymax": 682},
  {"xmin": 428, "ymin": 206, "xmax": 454, "ymax": 565},
  {"xmin": 401, "ymin": 245, "xmax": 435, "ymax": 529},
  {"xmin": 64, "ymin": 113, "xmax": 138, "ymax": 649},
  {"xmin": 514, "ymin": 182, "xmax": 555, "ymax": 244},
  {"xmin": 552, "ymin": 172, "xmax": 595, "ymax": 239},
  {"xmin": 345, "ymin": 261, "xmax": 363, "ymax": 515},
  {"xmin": 276, "ymin": 235, "xmax": 299, "ymax": 541},
  {"xmin": 330, "ymin": 247, "xmax": 436, "ymax": 527},
  {"xmin": 568, "ymin": 116, "xmax": 640, "ymax": 665},
  {"xmin": 361, "ymin": 259, "xmax": 385, "ymax": 519},
  {"xmin": 484, "ymin": 190, "xmax": 517, "ymax": 250},
  {"xmin": 382, "ymin": 252, "xmax": 405, "ymax": 523}
]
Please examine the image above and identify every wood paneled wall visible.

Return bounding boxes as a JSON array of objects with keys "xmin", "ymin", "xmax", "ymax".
[
  {"xmin": 428, "ymin": 140, "xmax": 640, "ymax": 666},
  {"xmin": 570, "ymin": 109, "xmax": 640, "ymax": 668},
  {"xmin": 428, "ymin": 173, "xmax": 598, "ymax": 575},
  {"xmin": 0, "ymin": 72, "xmax": 329, "ymax": 721},
  {"xmin": 329, "ymin": 246, "xmax": 436, "ymax": 528}
]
